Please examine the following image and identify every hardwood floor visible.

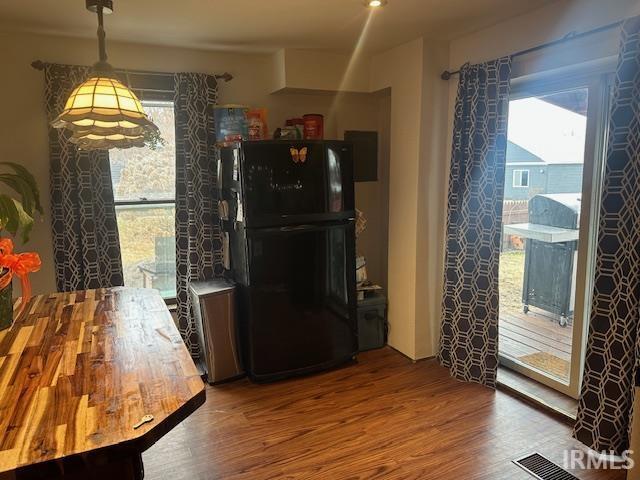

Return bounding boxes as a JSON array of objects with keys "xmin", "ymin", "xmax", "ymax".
[{"xmin": 142, "ymin": 347, "xmax": 624, "ymax": 480}]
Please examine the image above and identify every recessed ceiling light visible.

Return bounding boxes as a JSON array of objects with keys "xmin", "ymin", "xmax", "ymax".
[{"xmin": 365, "ymin": 0, "xmax": 387, "ymax": 7}]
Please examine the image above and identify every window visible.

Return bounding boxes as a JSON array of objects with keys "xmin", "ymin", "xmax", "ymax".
[
  {"xmin": 498, "ymin": 75, "xmax": 611, "ymax": 400},
  {"xmin": 110, "ymin": 101, "xmax": 177, "ymax": 300},
  {"xmin": 512, "ymin": 169, "xmax": 530, "ymax": 188}
]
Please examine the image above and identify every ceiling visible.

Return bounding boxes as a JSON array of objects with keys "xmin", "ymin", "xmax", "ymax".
[{"xmin": 0, "ymin": 0, "xmax": 555, "ymax": 54}]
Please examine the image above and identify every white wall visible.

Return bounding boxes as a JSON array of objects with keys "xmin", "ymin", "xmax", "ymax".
[
  {"xmin": 415, "ymin": 40, "xmax": 450, "ymax": 359},
  {"xmin": 0, "ymin": 31, "xmax": 388, "ymax": 296},
  {"xmin": 272, "ymin": 48, "xmax": 371, "ymax": 94},
  {"xmin": 449, "ymin": 0, "xmax": 640, "ymax": 70},
  {"xmin": 370, "ymin": 38, "xmax": 424, "ymax": 359},
  {"xmin": 368, "ymin": 37, "xmax": 450, "ymax": 360}
]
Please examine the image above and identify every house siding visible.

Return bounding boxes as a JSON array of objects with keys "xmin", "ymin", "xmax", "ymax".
[
  {"xmin": 503, "ymin": 163, "xmax": 583, "ymax": 200},
  {"xmin": 545, "ymin": 164, "xmax": 583, "ymax": 194}
]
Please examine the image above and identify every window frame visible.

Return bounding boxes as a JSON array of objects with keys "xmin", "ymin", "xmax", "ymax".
[
  {"xmin": 112, "ymin": 98, "xmax": 177, "ymax": 305},
  {"xmin": 498, "ymin": 71, "xmax": 614, "ymax": 400},
  {"xmin": 512, "ymin": 169, "xmax": 530, "ymax": 188}
]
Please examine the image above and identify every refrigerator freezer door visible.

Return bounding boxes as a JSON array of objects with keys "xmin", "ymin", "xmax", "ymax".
[
  {"xmin": 240, "ymin": 141, "xmax": 355, "ymax": 227},
  {"xmin": 242, "ymin": 221, "xmax": 357, "ymax": 381}
]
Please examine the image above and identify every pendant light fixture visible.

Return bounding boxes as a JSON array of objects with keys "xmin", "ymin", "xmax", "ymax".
[{"xmin": 52, "ymin": 0, "xmax": 160, "ymax": 150}]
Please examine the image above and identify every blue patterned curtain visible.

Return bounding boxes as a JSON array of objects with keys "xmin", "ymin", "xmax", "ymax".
[
  {"xmin": 174, "ymin": 73, "xmax": 224, "ymax": 356},
  {"xmin": 438, "ymin": 57, "xmax": 512, "ymax": 387},
  {"xmin": 44, "ymin": 63, "xmax": 124, "ymax": 292},
  {"xmin": 574, "ymin": 16, "xmax": 640, "ymax": 454}
]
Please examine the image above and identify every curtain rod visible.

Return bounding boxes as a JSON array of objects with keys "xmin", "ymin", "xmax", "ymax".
[
  {"xmin": 440, "ymin": 20, "xmax": 624, "ymax": 80},
  {"xmin": 30, "ymin": 60, "xmax": 233, "ymax": 82}
]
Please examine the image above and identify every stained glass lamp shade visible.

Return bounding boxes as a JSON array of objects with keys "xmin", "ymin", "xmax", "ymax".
[
  {"xmin": 52, "ymin": 76, "xmax": 159, "ymax": 150},
  {"xmin": 51, "ymin": 0, "xmax": 160, "ymax": 151}
]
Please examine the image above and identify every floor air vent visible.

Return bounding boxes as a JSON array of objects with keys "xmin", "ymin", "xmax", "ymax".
[{"xmin": 513, "ymin": 453, "xmax": 578, "ymax": 480}]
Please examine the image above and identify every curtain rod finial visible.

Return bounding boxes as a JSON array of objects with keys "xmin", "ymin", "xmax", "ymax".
[
  {"xmin": 31, "ymin": 60, "xmax": 45, "ymax": 71},
  {"xmin": 441, "ymin": 70, "xmax": 452, "ymax": 80},
  {"xmin": 216, "ymin": 72, "xmax": 233, "ymax": 82}
]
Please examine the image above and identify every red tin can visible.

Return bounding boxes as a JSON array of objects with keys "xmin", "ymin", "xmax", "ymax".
[{"xmin": 303, "ymin": 114, "xmax": 324, "ymax": 140}]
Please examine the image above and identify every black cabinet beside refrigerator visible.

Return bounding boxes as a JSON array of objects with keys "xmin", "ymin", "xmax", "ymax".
[{"xmin": 218, "ymin": 140, "xmax": 358, "ymax": 382}]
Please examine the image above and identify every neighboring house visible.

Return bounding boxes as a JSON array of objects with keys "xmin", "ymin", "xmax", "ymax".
[{"xmin": 504, "ymin": 141, "xmax": 583, "ymax": 201}]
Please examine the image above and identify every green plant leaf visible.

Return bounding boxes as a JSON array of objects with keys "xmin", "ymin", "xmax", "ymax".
[
  {"xmin": 0, "ymin": 174, "xmax": 36, "ymax": 217},
  {"xmin": 11, "ymin": 199, "xmax": 34, "ymax": 244},
  {"xmin": 0, "ymin": 195, "xmax": 35, "ymax": 243},
  {"xmin": 0, "ymin": 194, "xmax": 19, "ymax": 237},
  {"xmin": 0, "ymin": 162, "xmax": 43, "ymax": 214},
  {"xmin": 0, "ymin": 162, "xmax": 42, "ymax": 243}
]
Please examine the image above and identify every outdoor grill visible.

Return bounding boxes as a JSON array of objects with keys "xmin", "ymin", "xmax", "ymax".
[{"xmin": 503, "ymin": 194, "xmax": 580, "ymax": 327}]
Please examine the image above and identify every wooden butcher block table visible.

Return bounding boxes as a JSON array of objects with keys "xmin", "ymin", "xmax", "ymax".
[{"xmin": 0, "ymin": 288, "xmax": 205, "ymax": 479}]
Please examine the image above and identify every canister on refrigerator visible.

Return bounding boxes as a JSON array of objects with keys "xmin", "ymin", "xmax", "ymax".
[{"xmin": 303, "ymin": 114, "xmax": 324, "ymax": 140}]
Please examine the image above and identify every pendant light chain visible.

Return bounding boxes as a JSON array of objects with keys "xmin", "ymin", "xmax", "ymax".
[{"xmin": 96, "ymin": 4, "xmax": 108, "ymax": 65}]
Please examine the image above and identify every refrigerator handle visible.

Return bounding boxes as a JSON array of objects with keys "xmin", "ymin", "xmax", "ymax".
[
  {"xmin": 279, "ymin": 225, "xmax": 315, "ymax": 232},
  {"xmin": 249, "ymin": 220, "xmax": 353, "ymax": 235}
]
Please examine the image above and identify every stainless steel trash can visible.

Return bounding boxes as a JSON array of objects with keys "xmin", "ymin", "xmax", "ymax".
[{"xmin": 190, "ymin": 279, "xmax": 243, "ymax": 384}]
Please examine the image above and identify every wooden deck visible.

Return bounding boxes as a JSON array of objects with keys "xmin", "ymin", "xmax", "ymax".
[{"xmin": 499, "ymin": 308, "xmax": 574, "ymax": 380}]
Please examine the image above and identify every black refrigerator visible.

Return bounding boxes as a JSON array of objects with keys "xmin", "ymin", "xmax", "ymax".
[{"xmin": 218, "ymin": 140, "xmax": 358, "ymax": 382}]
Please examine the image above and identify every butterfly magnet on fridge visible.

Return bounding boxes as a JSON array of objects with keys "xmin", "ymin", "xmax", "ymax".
[{"xmin": 290, "ymin": 147, "xmax": 308, "ymax": 164}]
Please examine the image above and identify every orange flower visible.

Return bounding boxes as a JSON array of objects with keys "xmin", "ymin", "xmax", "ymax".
[{"xmin": 0, "ymin": 237, "xmax": 41, "ymax": 318}]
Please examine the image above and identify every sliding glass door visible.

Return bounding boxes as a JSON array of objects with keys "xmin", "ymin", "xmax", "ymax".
[{"xmin": 498, "ymin": 73, "xmax": 611, "ymax": 398}]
